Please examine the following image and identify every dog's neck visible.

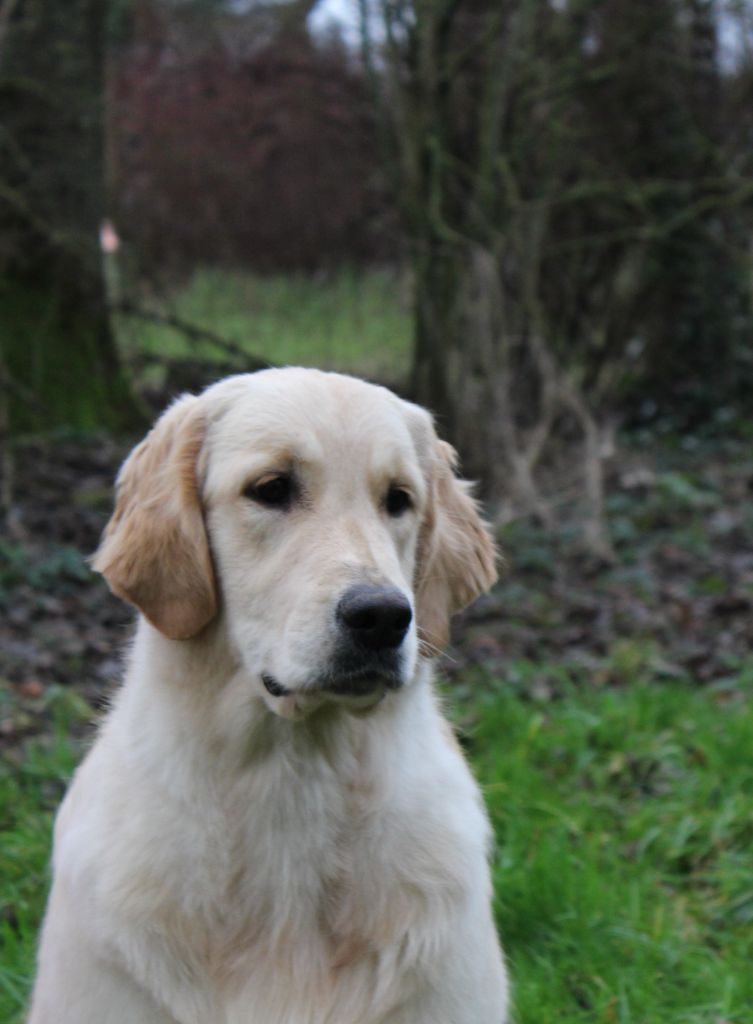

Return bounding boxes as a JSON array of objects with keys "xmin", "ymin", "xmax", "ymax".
[{"xmin": 109, "ymin": 617, "xmax": 434, "ymax": 798}]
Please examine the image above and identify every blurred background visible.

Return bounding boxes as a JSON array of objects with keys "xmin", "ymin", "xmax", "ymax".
[{"xmin": 2, "ymin": 1, "xmax": 753, "ymax": 1021}]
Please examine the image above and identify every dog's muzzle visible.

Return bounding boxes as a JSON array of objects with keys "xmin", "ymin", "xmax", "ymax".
[{"xmin": 261, "ymin": 585, "xmax": 413, "ymax": 702}]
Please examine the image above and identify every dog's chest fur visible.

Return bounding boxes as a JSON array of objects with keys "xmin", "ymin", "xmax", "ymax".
[
  {"xmin": 96, "ymin": 692, "xmax": 470, "ymax": 1023},
  {"xmin": 202, "ymin": 713, "xmax": 462, "ymax": 988}
]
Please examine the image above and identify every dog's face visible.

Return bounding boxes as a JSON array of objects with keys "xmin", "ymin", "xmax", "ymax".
[{"xmin": 94, "ymin": 369, "xmax": 497, "ymax": 718}]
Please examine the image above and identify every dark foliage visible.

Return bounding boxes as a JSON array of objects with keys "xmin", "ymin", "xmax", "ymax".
[
  {"xmin": 373, "ymin": 0, "xmax": 753, "ymax": 447},
  {"xmin": 108, "ymin": 2, "xmax": 396, "ymax": 278}
]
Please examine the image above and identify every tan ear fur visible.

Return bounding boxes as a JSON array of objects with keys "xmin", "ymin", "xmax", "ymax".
[
  {"xmin": 92, "ymin": 395, "xmax": 217, "ymax": 640},
  {"xmin": 415, "ymin": 440, "xmax": 499, "ymax": 655}
]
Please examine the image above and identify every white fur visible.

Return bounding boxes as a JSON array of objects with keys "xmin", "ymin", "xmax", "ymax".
[{"xmin": 28, "ymin": 369, "xmax": 508, "ymax": 1024}]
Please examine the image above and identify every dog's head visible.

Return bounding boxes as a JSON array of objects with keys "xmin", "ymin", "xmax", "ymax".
[{"xmin": 94, "ymin": 369, "xmax": 497, "ymax": 717}]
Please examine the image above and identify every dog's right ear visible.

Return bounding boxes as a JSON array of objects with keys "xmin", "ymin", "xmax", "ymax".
[{"xmin": 92, "ymin": 395, "xmax": 217, "ymax": 640}]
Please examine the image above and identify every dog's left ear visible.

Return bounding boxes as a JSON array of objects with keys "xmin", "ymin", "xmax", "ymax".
[
  {"xmin": 415, "ymin": 439, "xmax": 499, "ymax": 655},
  {"xmin": 92, "ymin": 395, "xmax": 217, "ymax": 640}
]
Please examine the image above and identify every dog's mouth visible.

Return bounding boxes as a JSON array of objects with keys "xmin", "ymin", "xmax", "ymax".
[
  {"xmin": 261, "ymin": 673, "xmax": 291, "ymax": 697},
  {"xmin": 260, "ymin": 647, "xmax": 406, "ymax": 719},
  {"xmin": 325, "ymin": 668, "xmax": 402, "ymax": 698},
  {"xmin": 262, "ymin": 662, "xmax": 403, "ymax": 702}
]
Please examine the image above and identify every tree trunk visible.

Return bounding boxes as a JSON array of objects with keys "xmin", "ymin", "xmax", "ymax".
[
  {"xmin": 412, "ymin": 241, "xmax": 496, "ymax": 486},
  {"xmin": 0, "ymin": 0, "xmax": 136, "ymax": 433},
  {"xmin": 412, "ymin": 241, "xmax": 515, "ymax": 500}
]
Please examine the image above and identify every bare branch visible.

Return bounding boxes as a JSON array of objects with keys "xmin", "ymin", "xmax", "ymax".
[
  {"xmin": 113, "ymin": 300, "xmax": 273, "ymax": 371},
  {"xmin": 0, "ymin": 0, "xmax": 20, "ymax": 68}
]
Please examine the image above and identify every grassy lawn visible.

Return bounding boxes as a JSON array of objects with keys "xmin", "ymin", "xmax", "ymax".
[
  {"xmin": 116, "ymin": 267, "xmax": 412, "ymax": 383},
  {"xmin": 0, "ymin": 687, "xmax": 91, "ymax": 1023},
  {"xmin": 2, "ymin": 669, "xmax": 751, "ymax": 1023},
  {"xmin": 460, "ymin": 670, "xmax": 753, "ymax": 1023}
]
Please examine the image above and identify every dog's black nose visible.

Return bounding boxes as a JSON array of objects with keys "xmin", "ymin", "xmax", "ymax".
[{"xmin": 336, "ymin": 585, "xmax": 412, "ymax": 650}]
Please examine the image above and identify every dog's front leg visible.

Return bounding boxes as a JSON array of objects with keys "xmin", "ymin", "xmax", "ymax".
[
  {"xmin": 379, "ymin": 914, "xmax": 509, "ymax": 1024},
  {"xmin": 382, "ymin": 983, "xmax": 509, "ymax": 1024},
  {"xmin": 28, "ymin": 883, "xmax": 218, "ymax": 1024},
  {"xmin": 28, "ymin": 953, "xmax": 179, "ymax": 1024}
]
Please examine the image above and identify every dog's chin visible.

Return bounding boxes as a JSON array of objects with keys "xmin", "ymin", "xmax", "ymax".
[
  {"xmin": 325, "ymin": 687, "xmax": 388, "ymax": 717},
  {"xmin": 261, "ymin": 689, "xmax": 326, "ymax": 721}
]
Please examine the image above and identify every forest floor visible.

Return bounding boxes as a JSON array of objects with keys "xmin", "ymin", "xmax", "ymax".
[
  {"xmin": 2, "ymin": 427, "xmax": 753, "ymax": 734},
  {"xmin": 2, "ymin": 424, "xmax": 753, "ymax": 1022}
]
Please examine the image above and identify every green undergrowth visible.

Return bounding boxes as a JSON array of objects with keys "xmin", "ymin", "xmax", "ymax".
[
  {"xmin": 1, "ymin": 672, "xmax": 751, "ymax": 1023},
  {"xmin": 118, "ymin": 267, "xmax": 412, "ymax": 383}
]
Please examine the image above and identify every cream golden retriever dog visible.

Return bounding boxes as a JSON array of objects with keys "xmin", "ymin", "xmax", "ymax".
[{"xmin": 28, "ymin": 368, "xmax": 508, "ymax": 1024}]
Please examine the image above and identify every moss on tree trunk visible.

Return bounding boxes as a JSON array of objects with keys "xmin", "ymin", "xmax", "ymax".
[{"xmin": 0, "ymin": 0, "xmax": 137, "ymax": 433}]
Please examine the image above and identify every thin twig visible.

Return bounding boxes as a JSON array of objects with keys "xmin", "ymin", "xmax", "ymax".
[{"xmin": 0, "ymin": 363, "xmax": 47, "ymax": 412}]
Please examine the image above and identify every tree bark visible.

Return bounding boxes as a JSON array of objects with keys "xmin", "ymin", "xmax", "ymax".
[
  {"xmin": 0, "ymin": 0, "xmax": 136, "ymax": 433},
  {"xmin": 412, "ymin": 242, "xmax": 495, "ymax": 484}
]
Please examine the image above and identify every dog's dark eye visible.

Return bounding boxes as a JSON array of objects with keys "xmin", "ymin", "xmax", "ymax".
[
  {"xmin": 245, "ymin": 474, "xmax": 294, "ymax": 509},
  {"xmin": 385, "ymin": 485, "xmax": 412, "ymax": 517}
]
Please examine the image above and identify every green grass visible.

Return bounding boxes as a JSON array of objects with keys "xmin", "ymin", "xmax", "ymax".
[
  {"xmin": 117, "ymin": 267, "xmax": 412, "ymax": 382},
  {"xmin": 0, "ymin": 686, "xmax": 93, "ymax": 1024},
  {"xmin": 2, "ymin": 671, "xmax": 752, "ymax": 1023},
  {"xmin": 458, "ymin": 670, "xmax": 753, "ymax": 1023}
]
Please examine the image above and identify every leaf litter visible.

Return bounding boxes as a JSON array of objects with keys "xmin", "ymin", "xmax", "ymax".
[{"xmin": 2, "ymin": 431, "xmax": 753, "ymax": 749}]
